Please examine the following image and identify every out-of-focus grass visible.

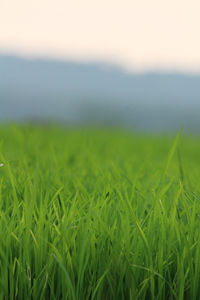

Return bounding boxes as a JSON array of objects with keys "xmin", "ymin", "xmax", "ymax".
[{"xmin": 0, "ymin": 124, "xmax": 200, "ymax": 300}]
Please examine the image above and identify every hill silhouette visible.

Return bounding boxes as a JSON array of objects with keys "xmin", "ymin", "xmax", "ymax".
[{"xmin": 1, "ymin": 55, "xmax": 200, "ymax": 132}]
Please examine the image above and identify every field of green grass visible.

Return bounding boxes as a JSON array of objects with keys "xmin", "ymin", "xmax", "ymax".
[{"xmin": 1, "ymin": 125, "xmax": 200, "ymax": 300}]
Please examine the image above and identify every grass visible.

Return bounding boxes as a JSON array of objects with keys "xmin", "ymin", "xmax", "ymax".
[{"xmin": 0, "ymin": 124, "xmax": 200, "ymax": 299}]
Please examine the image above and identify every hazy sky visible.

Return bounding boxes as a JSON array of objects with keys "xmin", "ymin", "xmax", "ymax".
[{"xmin": 1, "ymin": 0, "xmax": 200, "ymax": 72}]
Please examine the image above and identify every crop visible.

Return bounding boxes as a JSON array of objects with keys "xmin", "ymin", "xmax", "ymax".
[{"xmin": 0, "ymin": 124, "xmax": 200, "ymax": 300}]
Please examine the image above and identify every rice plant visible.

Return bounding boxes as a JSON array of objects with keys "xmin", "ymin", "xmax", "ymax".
[{"xmin": 0, "ymin": 124, "xmax": 200, "ymax": 300}]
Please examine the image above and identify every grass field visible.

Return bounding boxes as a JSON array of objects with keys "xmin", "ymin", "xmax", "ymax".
[{"xmin": 0, "ymin": 124, "xmax": 200, "ymax": 300}]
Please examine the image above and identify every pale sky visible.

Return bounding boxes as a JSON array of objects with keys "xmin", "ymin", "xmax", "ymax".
[{"xmin": 1, "ymin": 0, "xmax": 200, "ymax": 72}]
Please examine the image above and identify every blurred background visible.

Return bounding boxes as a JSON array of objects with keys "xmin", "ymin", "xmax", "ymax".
[{"xmin": 1, "ymin": 0, "xmax": 200, "ymax": 132}]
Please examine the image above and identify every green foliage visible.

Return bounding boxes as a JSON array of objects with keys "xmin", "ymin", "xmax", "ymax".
[{"xmin": 0, "ymin": 124, "xmax": 200, "ymax": 299}]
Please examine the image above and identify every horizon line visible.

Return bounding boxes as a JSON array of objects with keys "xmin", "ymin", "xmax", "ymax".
[{"xmin": 1, "ymin": 49, "xmax": 200, "ymax": 75}]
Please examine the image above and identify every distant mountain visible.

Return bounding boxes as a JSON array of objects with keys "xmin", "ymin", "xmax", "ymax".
[{"xmin": 1, "ymin": 54, "xmax": 200, "ymax": 132}]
